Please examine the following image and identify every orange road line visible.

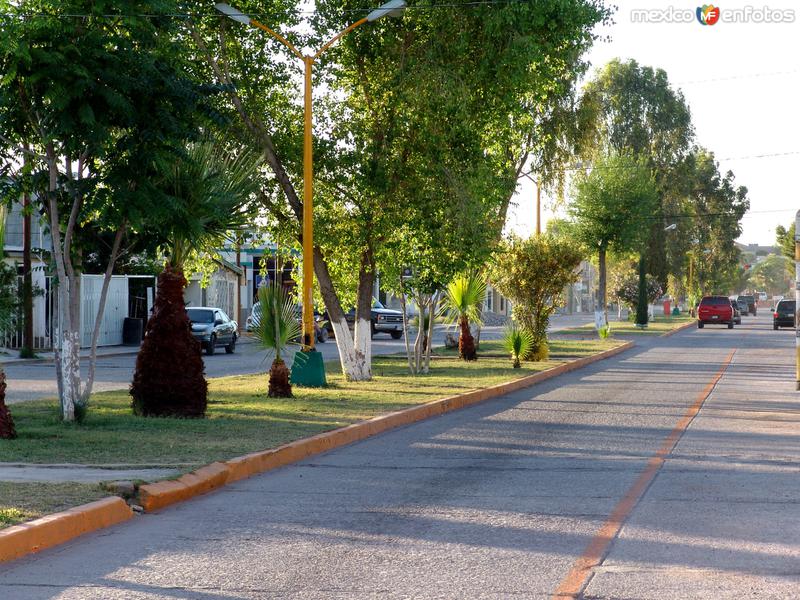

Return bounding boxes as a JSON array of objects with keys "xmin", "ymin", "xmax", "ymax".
[{"xmin": 551, "ymin": 349, "xmax": 736, "ymax": 599}]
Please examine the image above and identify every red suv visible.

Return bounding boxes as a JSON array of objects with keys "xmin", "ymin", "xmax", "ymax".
[{"xmin": 697, "ymin": 295, "xmax": 735, "ymax": 329}]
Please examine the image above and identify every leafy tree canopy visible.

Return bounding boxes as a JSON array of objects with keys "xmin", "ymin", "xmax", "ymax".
[{"xmin": 569, "ymin": 152, "xmax": 658, "ymax": 254}]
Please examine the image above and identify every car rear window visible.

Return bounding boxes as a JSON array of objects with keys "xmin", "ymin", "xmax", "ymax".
[
  {"xmin": 738, "ymin": 295, "xmax": 754, "ymax": 302},
  {"xmin": 187, "ymin": 309, "xmax": 214, "ymax": 323},
  {"xmin": 778, "ymin": 300, "xmax": 796, "ymax": 311},
  {"xmin": 700, "ymin": 296, "xmax": 730, "ymax": 306}
]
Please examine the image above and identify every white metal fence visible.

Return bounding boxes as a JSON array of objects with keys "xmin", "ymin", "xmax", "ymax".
[
  {"xmin": 0, "ymin": 275, "xmax": 55, "ymax": 351},
  {"xmin": 1, "ymin": 273, "xmax": 150, "ymax": 350},
  {"xmin": 80, "ymin": 275, "xmax": 129, "ymax": 348}
]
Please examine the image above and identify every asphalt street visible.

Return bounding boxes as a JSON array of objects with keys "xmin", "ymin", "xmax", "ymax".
[
  {"xmin": 3, "ymin": 313, "xmax": 795, "ymax": 599},
  {"xmin": 2, "ymin": 315, "xmax": 595, "ymax": 404}
]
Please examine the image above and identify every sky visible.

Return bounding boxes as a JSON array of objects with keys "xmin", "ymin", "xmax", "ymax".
[{"xmin": 506, "ymin": 0, "xmax": 800, "ymax": 246}]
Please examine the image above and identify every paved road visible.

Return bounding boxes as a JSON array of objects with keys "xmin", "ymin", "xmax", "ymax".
[
  {"xmin": 5, "ymin": 314, "xmax": 792, "ymax": 598},
  {"xmin": 3, "ymin": 315, "xmax": 596, "ymax": 405}
]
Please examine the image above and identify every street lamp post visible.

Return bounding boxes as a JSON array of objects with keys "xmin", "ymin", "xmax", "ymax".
[
  {"xmin": 216, "ymin": 1, "xmax": 406, "ymax": 386},
  {"xmin": 794, "ymin": 210, "xmax": 800, "ymax": 390}
]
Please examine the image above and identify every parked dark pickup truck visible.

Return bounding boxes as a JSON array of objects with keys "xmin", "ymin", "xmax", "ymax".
[{"xmin": 326, "ymin": 300, "xmax": 405, "ymax": 339}]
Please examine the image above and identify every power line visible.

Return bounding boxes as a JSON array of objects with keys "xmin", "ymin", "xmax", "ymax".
[
  {"xmin": 520, "ymin": 150, "xmax": 800, "ymax": 179},
  {"xmin": 674, "ymin": 68, "xmax": 799, "ymax": 86}
]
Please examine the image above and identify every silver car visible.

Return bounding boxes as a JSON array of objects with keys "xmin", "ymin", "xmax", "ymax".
[{"xmin": 188, "ymin": 307, "xmax": 237, "ymax": 355}]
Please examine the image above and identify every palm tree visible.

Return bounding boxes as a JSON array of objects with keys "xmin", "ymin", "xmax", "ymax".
[
  {"xmin": 0, "ymin": 205, "xmax": 17, "ymax": 438},
  {"xmin": 443, "ymin": 272, "xmax": 485, "ymax": 361},
  {"xmin": 254, "ymin": 283, "xmax": 301, "ymax": 397},
  {"xmin": 131, "ymin": 142, "xmax": 257, "ymax": 417},
  {"xmin": 502, "ymin": 323, "xmax": 534, "ymax": 369}
]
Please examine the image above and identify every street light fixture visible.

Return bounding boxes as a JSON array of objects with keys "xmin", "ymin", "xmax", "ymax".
[
  {"xmin": 216, "ymin": 0, "xmax": 406, "ymax": 386},
  {"xmin": 664, "ymin": 223, "xmax": 677, "ymax": 231}
]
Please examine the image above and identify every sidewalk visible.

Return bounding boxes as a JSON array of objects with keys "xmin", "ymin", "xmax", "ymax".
[{"xmin": 0, "ymin": 335, "xmax": 260, "ymax": 366}]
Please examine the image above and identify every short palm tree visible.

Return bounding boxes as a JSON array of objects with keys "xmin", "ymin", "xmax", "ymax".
[
  {"xmin": 443, "ymin": 272, "xmax": 485, "ymax": 361},
  {"xmin": 502, "ymin": 323, "xmax": 534, "ymax": 369},
  {"xmin": 0, "ymin": 205, "xmax": 17, "ymax": 438},
  {"xmin": 254, "ymin": 283, "xmax": 301, "ymax": 397},
  {"xmin": 131, "ymin": 142, "xmax": 258, "ymax": 418}
]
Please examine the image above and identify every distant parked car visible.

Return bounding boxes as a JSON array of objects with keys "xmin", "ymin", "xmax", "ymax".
[
  {"xmin": 729, "ymin": 299, "xmax": 741, "ymax": 325},
  {"xmin": 773, "ymin": 299, "xmax": 796, "ymax": 330},
  {"xmin": 735, "ymin": 298, "xmax": 748, "ymax": 315},
  {"xmin": 188, "ymin": 307, "xmax": 237, "ymax": 355},
  {"xmin": 737, "ymin": 295, "xmax": 756, "ymax": 316},
  {"xmin": 697, "ymin": 296, "xmax": 735, "ymax": 329}
]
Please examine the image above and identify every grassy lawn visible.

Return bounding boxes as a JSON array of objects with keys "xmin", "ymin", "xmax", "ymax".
[
  {"xmin": 0, "ymin": 482, "xmax": 109, "ymax": 528},
  {"xmin": 556, "ymin": 314, "xmax": 694, "ymax": 337},
  {"xmin": 0, "ymin": 338, "xmax": 620, "ymax": 528}
]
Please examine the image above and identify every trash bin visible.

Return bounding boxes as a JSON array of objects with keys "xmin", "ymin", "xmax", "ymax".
[
  {"xmin": 122, "ymin": 317, "xmax": 144, "ymax": 346},
  {"xmin": 663, "ymin": 299, "xmax": 671, "ymax": 316}
]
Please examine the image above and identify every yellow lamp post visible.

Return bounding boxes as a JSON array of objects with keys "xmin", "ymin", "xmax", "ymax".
[{"xmin": 216, "ymin": 1, "xmax": 406, "ymax": 386}]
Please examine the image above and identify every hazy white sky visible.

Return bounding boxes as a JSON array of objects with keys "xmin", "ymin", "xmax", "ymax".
[{"xmin": 507, "ymin": 0, "xmax": 800, "ymax": 246}]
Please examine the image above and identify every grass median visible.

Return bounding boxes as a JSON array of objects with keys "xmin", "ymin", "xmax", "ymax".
[
  {"xmin": 1, "ymin": 337, "xmax": 621, "ymax": 528},
  {"xmin": 556, "ymin": 314, "xmax": 693, "ymax": 336}
]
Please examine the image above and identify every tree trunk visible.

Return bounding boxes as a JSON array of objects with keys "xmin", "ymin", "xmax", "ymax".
[
  {"xmin": 423, "ymin": 293, "xmax": 437, "ymax": 374},
  {"xmin": 131, "ymin": 264, "xmax": 208, "ymax": 418},
  {"xmin": 45, "ymin": 152, "xmax": 81, "ymax": 422},
  {"xmin": 81, "ymin": 225, "xmax": 125, "ymax": 403},
  {"xmin": 353, "ymin": 247, "xmax": 375, "ymax": 381},
  {"xmin": 598, "ymin": 247, "xmax": 608, "ymax": 328},
  {"xmin": 314, "ymin": 247, "xmax": 370, "ymax": 381},
  {"xmin": 268, "ymin": 358, "xmax": 292, "ymax": 397},
  {"xmin": 0, "ymin": 370, "xmax": 16, "ymax": 439},
  {"xmin": 21, "ymin": 184, "xmax": 34, "ymax": 359},
  {"xmin": 459, "ymin": 315, "xmax": 477, "ymax": 361},
  {"xmin": 399, "ymin": 279, "xmax": 415, "ymax": 374}
]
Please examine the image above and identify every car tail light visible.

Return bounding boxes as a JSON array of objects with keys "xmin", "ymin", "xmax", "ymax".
[{"xmin": 775, "ymin": 312, "xmax": 779, "ymax": 318}]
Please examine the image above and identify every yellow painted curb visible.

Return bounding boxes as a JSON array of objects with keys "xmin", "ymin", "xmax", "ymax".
[
  {"xmin": 0, "ymin": 497, "xmax": 133, "ymax": 564},
  {"xmin": 142, "ymin": 341, "xmax": 634, "ymax": 508},
  {"xmin": 138, "ymin": 462, "xmax": 230, "ymax": 512},
  {"xmin": 660, "ymin": 319, "xmax": 696, "ymax": 337}
]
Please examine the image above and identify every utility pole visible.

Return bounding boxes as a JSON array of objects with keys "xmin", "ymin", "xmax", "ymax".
[
  {"xmin": 795, "ymin": 210, "xmax": 800, "ymax": 390},
  {"xmin": 235, "ymin": 235, "xmax": 242, "ymax": 332},
  {"xmin": 21, "ymin": 150, "xmax": 34, "ymax": 359},
  {"xmin": 536, "ymin": 178, "xmax": 541, "ymax": 235}
]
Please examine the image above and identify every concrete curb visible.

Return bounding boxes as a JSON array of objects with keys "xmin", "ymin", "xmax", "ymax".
[
  {"xmin": 660, "ymin": 319, "xmax": 696, "ymax": 337},
  {"xmin": 0, "ymin": 497, "xmax": 133, "ymax": 563},
  {"xmin": 138, "ymin": 463, "xmax": 229, "ymax": 512},
  {"xmin": 138, "ymin": 341, "xmax": 634, "ymax": 511}
]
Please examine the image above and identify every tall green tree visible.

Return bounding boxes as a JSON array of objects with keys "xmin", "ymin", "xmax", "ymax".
[
  {"xmin": 0, "ymin": 0, "xmax": 210, "ymax": 421},
  {"xmin": 570, "ymin": 153, "xmax": 659, "ymax": 326},
  {"xmin": 578, "ymin": 59, "xmax": 694, "ymax": 286},
  {"xmin": 131, "ymin": 142, "xmax": 257, "ymax": 418},
  {"xmin": 189, "ymin": 0, "xmax": 610, "ymax": 381},
  {"xmin": 775, "ymin": 223, "xmax": 795, "ymax": 275},
  {"xmin": 683, "ymin": 149, "xmax": 749, "ymax": 296},
  {"xmin": 748, "ymin": 255, "xmax": 792, "ymax": 296}
]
